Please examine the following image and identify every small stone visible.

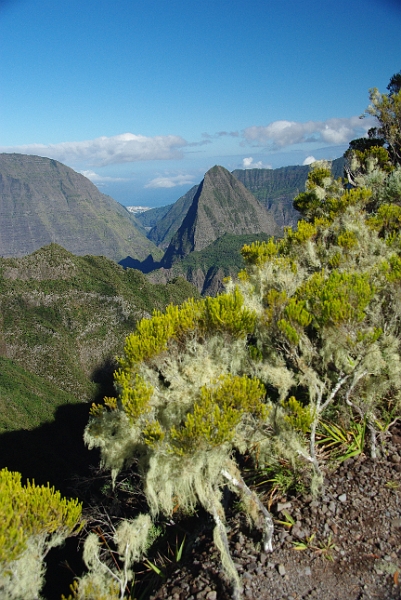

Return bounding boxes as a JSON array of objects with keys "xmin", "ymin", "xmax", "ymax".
[
  {"xmin": 206, "ymin": 592, "xmax": 217, "ymax": 600},
  {"xmin": 338, "ymin": 493, "xmax": 347, "ymax": 503},
  {"xmin": 304, "ymin": 566, "xmax": 312, "ymax": 576},
  {"xmin": 391, "ymin": 454, "xmax": 401, "ymax": 463},
  {"xmin": 278, "ymin": 563, "xmax": 286, "ymax": 576},
  {"xmin": 277, "ymin": 501, "xmax": 292, "ymax": 512},
  {"xmin": 259, "ymin": 552, "xmax": 267, "ymax": 565}
]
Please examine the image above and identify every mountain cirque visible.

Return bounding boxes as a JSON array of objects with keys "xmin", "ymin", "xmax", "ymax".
[{"xmin": 0, "ymin": 153, "xmax": 161, "ymax": 262}]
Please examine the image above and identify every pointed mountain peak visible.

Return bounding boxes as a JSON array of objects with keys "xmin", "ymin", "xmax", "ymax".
[{"xmin": 163, "ymin": 165, "xmax": 280, "ymax": 266}]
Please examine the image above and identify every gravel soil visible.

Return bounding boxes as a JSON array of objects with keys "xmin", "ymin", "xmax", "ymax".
[{"xmin": 146, "ymin": 426, "xmax": 401, "ymax": 600}]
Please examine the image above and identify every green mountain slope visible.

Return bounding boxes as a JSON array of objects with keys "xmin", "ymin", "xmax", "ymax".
[
  {"xmin": 0, "ymin": 357, "xmax": 74, "ymax": 433},
  {"xmin": 147, "ymin": 232, "xmax": 271, "ymax": 295},
  {"xmin": 135, "ymin": 204, "xmax": 174, "ymax": 229},
  {"xmin": 0, "ymin": 244, "xmax": 198, "ymax": 431},
  {"xmin": 0, "ymin": 153, "xmax": 162, "ymax": 262}
]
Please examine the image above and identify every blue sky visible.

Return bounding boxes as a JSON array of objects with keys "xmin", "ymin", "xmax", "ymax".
[{"xmin": 1, "ymin": 0, "xmax": 401, "ymax": 207}]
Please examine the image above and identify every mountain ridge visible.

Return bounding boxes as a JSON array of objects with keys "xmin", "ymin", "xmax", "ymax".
[
  {"xmin": 0, "ymin": 153, "xmax": 161, "ymax": 262},
  {"xmin": 139, "ymin": 158, "xmax": 345, "ymax": 242}
]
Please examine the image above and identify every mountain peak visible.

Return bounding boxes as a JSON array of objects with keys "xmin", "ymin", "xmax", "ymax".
[{"xmin": 163, "ymin": 165, "xmax": 279, "ymax": 266}]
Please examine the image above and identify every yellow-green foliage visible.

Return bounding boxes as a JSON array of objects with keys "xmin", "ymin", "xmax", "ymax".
[
  {"xmin": 380, "ymin": 254, "xmax": 401, "ymax": 282},
  {"xmin": 337, "ymin": 230, "xmax": 358, "ymax": 250},
  {"xmin": 120, "ymin": 297, "xmax": 204, "ymax": 370},
  {"xmin": 170, "ymin": 375, "xmax": 267, "ymax": 454},
  {"xmin": 202, "ymin": 288, "xmax": 256, "ymax": 336},
  {"xmin": 297, "ymin": 270, "xmax": 375, "ymax": 327},
  {"xmin": 281, "ymin": 397, "xmax": 315, "ymax": 433},
  {"xmin": 241, "ymin": 237, "xmax": 279, "ymax": 266},
  {"xmin": 263, "ymin": 289, "xmax": 288, "ymax": 323},
  {"xmin": 368, "ymin": 203, "xmax": 401, "ymax": 235},
  {"xmin": 352, "ymin": 146, "xmax": 394, "ymax": 174},
  {"xmin": 277, "ymin": 319, "xmax": 300, "ymax": 345},
  {"xmin": 294, "ymin": 161, "xmax": 371, "ymax": 221},
  {"xmin": 0, "ymin": 468, "xmax": 82, "ymax": 566},
  {"xmin": 0, "ymin": 468, "xmax": 82, "ymax": 600},
  {"xmin": 324, "ymin": 188, "xmax": 371, "ymax": 218},
  {"xmin": 115, "ymin": 373, "xmax": 154, "ymax": 422},
  {"xmin": 285, "ymin": 220, "xmax": 317, "ymax": 245}
]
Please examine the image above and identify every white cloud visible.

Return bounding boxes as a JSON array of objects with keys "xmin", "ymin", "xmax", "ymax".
[
  {"xmin": 242, "ymin": 157, "xmax": 272, "ymax": 169},
  {"xmin": 302, "ymin": 156, "xmax": 316, "ymax": 165},
  {"xmin": 80, "ymin": 170, "xmax": 128, "ymax": 182},
  {"xmin": 243, "ymin": 116, "xmax": 377, "ymax": 149},
  {"xmin": 145, "ymin": 174, "xmax": 196, "ymax": 189},
  {"xmin": 0, "ymin": 133, "xmax": 187, "ymax": 167}
]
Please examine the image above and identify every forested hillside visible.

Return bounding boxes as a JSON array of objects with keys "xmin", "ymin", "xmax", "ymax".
[{"xmin": 0, "ymin": 243, "xmax": 197, "ymax": 431}]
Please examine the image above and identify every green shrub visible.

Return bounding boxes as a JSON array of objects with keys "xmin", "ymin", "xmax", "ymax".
[{"xmin": 0, "ymin": 468, "xmax": 82, "ymax": 600}]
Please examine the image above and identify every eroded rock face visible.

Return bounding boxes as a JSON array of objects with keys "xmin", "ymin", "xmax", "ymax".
[{"xmin": 0, "ymin": 153, "xmax": 160, "ymax": 262}]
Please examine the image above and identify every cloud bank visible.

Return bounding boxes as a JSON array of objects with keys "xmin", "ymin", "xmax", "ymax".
[
  {"xmin": 0, "ymin": 133, "xmax": 187, "ymax": 167},
  {"xmin": 145, "ymin": 174, "xmax": 196, "ymax": 188},
  {"xmin": 243, "ymin": 116, "xmax": 376, "ymax": 149}
]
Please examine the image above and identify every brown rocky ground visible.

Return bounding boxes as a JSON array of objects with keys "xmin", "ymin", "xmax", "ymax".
[{"xmin": 145, "ymin": 426, "xmax": 401, "ymax": 600}]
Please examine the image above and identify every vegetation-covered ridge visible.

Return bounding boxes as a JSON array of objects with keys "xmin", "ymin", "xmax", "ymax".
[
  {"xmin": 146, "ymin": 232, "xmax": 272, "ymax": 295},
  {"xmin": 0, "ymin": 243, "xmax": 198, "ymax": 432}
]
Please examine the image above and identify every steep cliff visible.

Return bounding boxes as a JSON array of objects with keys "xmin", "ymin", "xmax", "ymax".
[{"xmin": 0, "ymin": 153, "xmax": 161, "ymax": 261}]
